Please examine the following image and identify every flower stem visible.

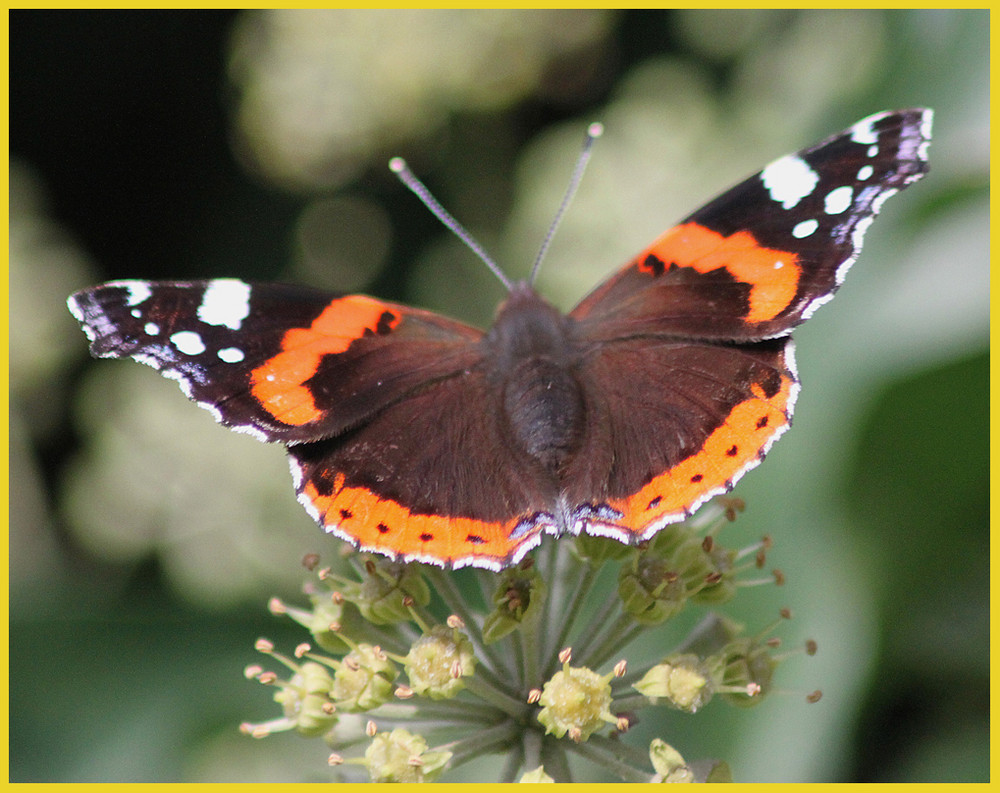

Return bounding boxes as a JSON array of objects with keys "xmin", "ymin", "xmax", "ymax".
[
  {"xmin": 521, "ymin": 610, "xmax": 542, "ymax": 690},
  {"xmin": 544, "ymin": 558, "xmax": 598, "ymax": 664},
  {"xmin": 563, "ymin": 582, "xmax": 622, "ymax": 670},
  {"xmin": 499, "ymin": 740, "xmax": 525, "ymax": 782},
  {"xmin": 567, "ymin": 733, "xmax": 652, "ymax": 782},
  {"xmin": 541, "ymin": 735, "xmax": 572, "ymax": 782},
  {"xmin": 579, "ymin": 619, "xmax": 646, "ymax": 671},
  {"xmin": 608, "ymin": 693, "xmax": 649, "ymax": 712},
  {"xmin": 441, "ymin": 717, "xmax": 520, "ymax": 768},
  {"xmin": 522, "ymin": 727, "xmax": 543, "ymax": 773},
  {"xmin": 463, "ymin": 673, "xmax": 531, "ymax": 718}
]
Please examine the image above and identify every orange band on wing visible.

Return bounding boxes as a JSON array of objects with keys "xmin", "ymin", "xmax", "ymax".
[
  {"xmin": 302, "ymin": 474, "xmax": 540, "ymax": 567},
  {"xmin": 250, "ymin": 296, "xmax": 400, "ymax": 427},
  {"xmin": 643, "ymin": 222, "xmax": 802, "ymax": 324},
  {"xmin": 609, "ymin": 374, "xmax": 795, "ymax": 531}
]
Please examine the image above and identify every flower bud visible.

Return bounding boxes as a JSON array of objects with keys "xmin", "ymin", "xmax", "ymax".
[
  {"xmin": 634, "ymin": 654, "xmax": 713, "ymax": 714},
  {"xmin": 363, "ymin": 728, "xmax": 451, "ymax": 783},
  {"xmin": 702, "ymin": 760, "xmax": 733, "ymax": 782},
  {"xmin": 404, "ymin": 625, "xmax": 476, "ymax": 699},
  {"xmin": 348, "ymin": 558, "xmax": 430, "ymax": 625},
  {"xmin": 536, "ymin": 663, "xmax": 617, "ymax": 742},
  {"xmin": 299, "ymin": 593, "xmax": 351, "ymax": 654},
  {"xmin": 710, "ymin": 637, "xmax": 778, "ymax": 707},
  {"xmin": 690, "ymin": 543, "xmax": 738, "ymax": 605},
  {"xmin": 482, "ymin": 564, "xmax": 546, "ymax": 642},
  {"xmin": 649, "ymin": 738, "xmax": 693, "ymax": 782},
  {"xmin": 519, "ymin": 766, "xmax": 555, "ymax": 782},
  {"xmin": 618, "ymin": 555, "xmax": 688, "ymax": 625},
  {"xmin": 272, "ymin": 661, "xmax": 338, "ymax": 737},
  {"xmin": 332, "ymin": 643, "xmax": 399, "ymax": 712}
]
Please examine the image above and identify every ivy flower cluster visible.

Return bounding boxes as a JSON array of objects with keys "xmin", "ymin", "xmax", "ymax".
[{"xmin": 240, "ymin": 498, "xmax": 818, "ymax": 782}]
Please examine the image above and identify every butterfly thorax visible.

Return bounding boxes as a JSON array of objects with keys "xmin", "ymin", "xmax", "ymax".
[{"xmin": 482, "ymin": 282, "xmax": 585, "ymax": 477}]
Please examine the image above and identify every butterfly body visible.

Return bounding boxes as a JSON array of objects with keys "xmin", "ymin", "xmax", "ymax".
[{"xmin": 69, "ymin": 108, "xmax": 932, "ymax": 570}]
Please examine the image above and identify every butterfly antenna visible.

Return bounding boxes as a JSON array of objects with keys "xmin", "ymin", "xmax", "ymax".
[
  {"xmin": 390, "ymin": 157, "xmax": 513, "ymax": 292},
  {"xmin": 528, "ymin": 122, "xmax": 603, "ymax": 286}
]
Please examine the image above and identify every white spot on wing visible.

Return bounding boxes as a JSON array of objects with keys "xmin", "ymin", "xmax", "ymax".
[
  {"xmin": 824, "ymin": 185, "xmax": 854, "ymax": 215},
  {"xmin": 850, "ymin": 116, "xmax": 878, "ymax": 145},
  {"xmin": 761, "ymin": 155, "xmax": 819, "ymax": 209},
  {"xmin": 170, "ymin": 330, "xmax": 206, "ymax": 356},
  {"xmin": 218, "ymin": 347, "xmax": 245, "ymax": 363},
  {"xmin": 792, "ymin": 219, "xmax": 818, "ymax": 238},
  {"xmin": 115, "ymin": 280, "xmax": 153, "ymax": 307},
  {"xmin": 198, "ymin": 279, "xmax": 252, "ymax": 330},
  {"xmin": 144, "ymin": 322, "xmax": 160, "ymax": 336},
  {"xmin": 857, "ymin": 164, "xmax": 874, "ymax": 181}
]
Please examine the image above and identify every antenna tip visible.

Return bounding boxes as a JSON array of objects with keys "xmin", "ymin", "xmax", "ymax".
[
  {"xmin": 587, "ymin": 122, "xmax": 604, "ymax": 139},
  {"xmin": 388, "ymin": 157, "xmax": 407, "ymax": 174}
]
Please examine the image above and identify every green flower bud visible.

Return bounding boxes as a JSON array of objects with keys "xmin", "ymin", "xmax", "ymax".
[
  {"xmin": 703, "ymin": 760, "xmax": 733, "ymax": 782},
  {"xmin": 331, "ymin": 643, "xmax": 398, "ymax": 712},
  {"xmin": 634, "ymin": 654, "xmax": 713, "ymax": 713},
  {"xmin": 288, "ymin": 592, "xmax": 351, "ymax": 654},
  {"xmin": 536, "ymin": 663, "xmax": 617, "ymax": 742},
  {"xmin": 404, "ymin": 625, "xmax": 476, "ymax": 699},
  {"xmin": 618, "ymin": 555, "xmax": 688, "ymax": 625},
  {"xmin": 649, "ymin": 738, "xmax": 693, "ymax": 783},
  {"xmin": 364, "ymin": 728, "xmax": 451, "ymax": 783},
  {"xmin": 689, "ymin": 542, "xmax": 738, "ymax": 605},
  {"xmin": 620, "ymin": 522, "xmax": 737, "ymax": 624},
  {"xmin": 349, "ymin": 558, "xmax": 431, "ymax": 625},
  {"xmin": 519, "ymin": 766, "xmax": 555, "ymax": 782},
  {"xmin": 712, "ymin": 637, "xmax": 778, "ymax": 707},
  {"xmin": 272, "ymin": 661, "xmax": 338, "ymax": 737},
  {"xmin": 482, "ymin": 564, "xmax": 546, "ymax": 643}
]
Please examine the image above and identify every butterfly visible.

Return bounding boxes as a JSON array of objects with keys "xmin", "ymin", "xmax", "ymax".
[{"xmin": 68, "ymin": 108, "xmax": 932, "ymax": 571}]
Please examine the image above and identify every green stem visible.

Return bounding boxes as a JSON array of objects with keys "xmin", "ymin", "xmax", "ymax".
[
  {"xmin": 376, "ymin": 697, "xmax": 501, "ymax": 722},
  {"xmin": 441, "ymin": 718, "xmax": 520, "ymax": 768},
  {"xmin": 544, "ymin": 560, "xmax": 598, "ymax": 664},
  {"xmin": 566, "ymin": 734, "xmax": 652, "ymax": 782},
  {"xmin": 463, "ymin": 674, "xmax": 530, "ymax": 718},
  {"xmin": 499, "ymin": 740, "xmax": 525, "ymax": 783},
  {"xmin": 564, "ymin": 585, "xmax": 622, "ymax": 668},
  {"xmin": 521, "ymin": 612, "xmax": 542, "ymax": 690},
  {"xmin": 522, "ymin": 728, "xmax": 543, "ymax": 774},
  {"xmin": 579, "ymin": 618, "xmax": 646, "ymax": 671},
  {"xmin": 541, "ymin": 735, "xmax": 572, "ymax": 782},
  {"xmin": 511, "ymin": 624, "xmax": 526, "ymax": 687},
  {"xmin": 607, "ymin": 693, "xmax": 650, "ymax": 712}
]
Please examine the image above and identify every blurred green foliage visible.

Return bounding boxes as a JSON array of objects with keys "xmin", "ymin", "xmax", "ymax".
[{"xmin": 9, "ymin": 9, "xmax": 987, "ymax": 782}]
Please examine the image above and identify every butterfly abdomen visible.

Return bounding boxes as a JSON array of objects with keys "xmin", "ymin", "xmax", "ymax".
[{"xmin": 484, "ymin": 283, "xmax": 586, "ymax": 476}]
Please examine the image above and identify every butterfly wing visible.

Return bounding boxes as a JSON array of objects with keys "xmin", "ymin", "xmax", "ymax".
[
  {"xmin": 288, "ymin": 368, "xmax": 561, "ymax": 570},
  {"xmin": 563, "ymin": 109, "xmax": 931, "ymax": 540},
  {"xmin": 571, "ymin": 108, "xmax": 932, "ymax": 342},
  {"xmin": 68, "ymin": 278, "xmax": 557, "ymax": 568},
  {"xmin": 68, "ymin": 279, "xmax": 485, "ymax": 444}
]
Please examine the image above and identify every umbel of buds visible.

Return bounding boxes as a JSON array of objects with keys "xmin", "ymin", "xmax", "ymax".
[{"xmin": 240, "ymin": 498, "xmax": 818, "ymax": 782}]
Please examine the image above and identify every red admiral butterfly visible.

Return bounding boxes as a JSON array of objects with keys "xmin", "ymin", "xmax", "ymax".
[{"xmin": 68, "ymin": 108, "xmax": 932, "ymax": 571}]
